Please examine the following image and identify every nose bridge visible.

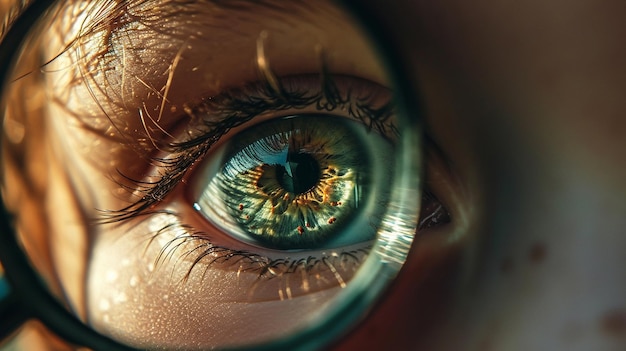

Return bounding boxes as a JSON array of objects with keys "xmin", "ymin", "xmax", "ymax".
[{"xmin": 456, "ymin": 145, "xmax": 626, "ymax": 350}]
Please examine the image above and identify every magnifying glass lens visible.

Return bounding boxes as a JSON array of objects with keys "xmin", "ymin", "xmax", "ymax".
[{"xmin": 0, "ymin": 1, "xmax": 422, "ymax": 349}]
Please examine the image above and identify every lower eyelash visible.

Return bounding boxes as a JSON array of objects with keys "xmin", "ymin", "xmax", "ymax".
[
  {"xmin": 146, "ymin": 186, "xmax": 450, "ymax": 298},
  {"xmin": 146, "ymin": 212, "xmax": 368, "ymax": 299}
]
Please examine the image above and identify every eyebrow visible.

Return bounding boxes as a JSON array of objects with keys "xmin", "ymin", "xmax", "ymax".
[
  {"xmin": 3, "ymin": 0, "xmax": 321, "ymax": 43},
  {"xmin": 17, "ymin": 0, "xmax": 355, "ymax": 157},
  {"xmin": 70, "ymin": 0, "xmax": 316, "ymax": 40},
  {"xmin": 45, "ymin": 0, "xmax": 336, "ymax": 111},
  {"xmin": 53, "ymin": 0, "xmax": 328, "ymax": 84},
  {"xmin": 36, "ymin": 1, "xmax": 293, "ymax": 106},
  {"xmin": 0, "ymin": 0, "xmax": 289, "ymax": 51}
]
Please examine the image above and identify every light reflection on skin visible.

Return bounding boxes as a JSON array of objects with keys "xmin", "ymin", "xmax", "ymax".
[{"xmin": 3, "ymin": 0, "xmax": 626, "ymax": 350}]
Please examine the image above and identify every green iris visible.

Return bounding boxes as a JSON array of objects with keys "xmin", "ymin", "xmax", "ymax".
[{"xmin": 193, "ymin": 115, "xmax": 393, "ymax": 250}]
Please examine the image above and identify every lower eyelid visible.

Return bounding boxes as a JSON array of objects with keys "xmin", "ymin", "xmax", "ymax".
[
  {"xmin": 88, "ymin": 214, "xmax": 355, "ymax": 348},
  {"xmin": 131, "ymin": 199, "xmax": 368, "ymax": 301}
]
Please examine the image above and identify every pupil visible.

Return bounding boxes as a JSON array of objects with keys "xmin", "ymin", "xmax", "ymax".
[{"xmin": 275, "ymin": 152, "xmax": 320, "ymax": 194}]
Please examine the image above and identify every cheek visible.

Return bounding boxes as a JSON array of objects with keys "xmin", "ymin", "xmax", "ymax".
[{"xmin": 86, "ymin": 212, "xmax": 343, "ymax": 349}]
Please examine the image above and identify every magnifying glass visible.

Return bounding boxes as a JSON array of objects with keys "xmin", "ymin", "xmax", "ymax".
[{"xmin": 0, "ymin": 0, "xmax": 423, "ymax": 349}]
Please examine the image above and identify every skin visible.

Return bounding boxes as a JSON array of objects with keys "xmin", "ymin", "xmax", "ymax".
[
  {"xmin": 2, "ymin": 0, "xmax": 626, "ymax": 350},
  {"xmin": 335, "ymin": 1, "xmax": 626, "ymax": 350}
]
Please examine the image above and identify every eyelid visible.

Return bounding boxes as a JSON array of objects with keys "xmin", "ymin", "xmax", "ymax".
[
  {"xmin": 115, "ymin": 209, "xmax": 369, "ymax": 302},
  {"xmin": 176, "ymin": 74, "xmax": 394, "ymax": 145}
]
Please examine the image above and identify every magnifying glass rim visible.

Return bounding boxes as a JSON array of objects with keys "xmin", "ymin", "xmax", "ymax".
[{"xmin": 0, "ymin": 0, "xmax": 424, "ymax": 350}]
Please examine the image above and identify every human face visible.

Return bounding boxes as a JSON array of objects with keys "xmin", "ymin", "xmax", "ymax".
[
  {"xmin": 335, "ymin": 0, "xmax": 626, "ymax": 350},
  {"xmin": 2, "ymin": 0, "xmax": 626, "ymax": 350}
]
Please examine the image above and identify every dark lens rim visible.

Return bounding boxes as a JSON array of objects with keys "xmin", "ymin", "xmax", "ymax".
[{"xmin": 0, "ymin": 1, "xmax": 423, "ymax": 350}]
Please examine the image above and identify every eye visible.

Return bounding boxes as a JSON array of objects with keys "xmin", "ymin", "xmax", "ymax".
[
  {"xmin": 190, "ymin": 87, "xmax": 394, "ymax": 253},
  {"xmin": 192, "ymin": 114, "xmax": 392, "ymax": 251}
]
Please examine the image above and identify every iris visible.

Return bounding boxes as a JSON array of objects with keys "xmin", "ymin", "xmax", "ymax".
[{"xmin": 192, "ymin": 114, "xmax": 394, "ymax": 250}]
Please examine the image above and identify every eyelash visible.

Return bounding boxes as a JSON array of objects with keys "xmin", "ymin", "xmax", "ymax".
[{"xmin": 148, "ymin": 215, "xmax": 370, "ymax": 289}]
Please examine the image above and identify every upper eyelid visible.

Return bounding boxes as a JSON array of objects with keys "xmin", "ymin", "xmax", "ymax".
[{"xmin": 175, "ymin": 74, "xmax": 394, "ymax": 146}]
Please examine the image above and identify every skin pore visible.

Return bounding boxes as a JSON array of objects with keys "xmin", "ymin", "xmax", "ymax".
[{"xmin": 3, "ymin": 0, "xmax": 626, "ymax": 350}]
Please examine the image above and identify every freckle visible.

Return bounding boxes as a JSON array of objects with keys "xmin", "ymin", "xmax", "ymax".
[
  {"xmin": 305, "ymin": 222, "xmax": 311, "ymax": 228},
  {"xmin": 529, "ymin": 243, "xmax": 547, "ymax": 263},
  {"xmin": 238, "ymin": 203, "xmax": 244, "ymax": 211},
  {"xmin": 297, "ymin": 226, "xmax": 304, "ymax": 235},
  {"xmin": 328, "ymin": 217, "xmax": 336, "ymax": 224},
  {"xmin": 600, "ymin": 309, "xmax": 626, "ymax": 338}
]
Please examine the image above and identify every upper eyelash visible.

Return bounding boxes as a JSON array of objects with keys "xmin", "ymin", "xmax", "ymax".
[{"xmin": 96, "ymin": 70, "xmax": 395, "ymax": 224}]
